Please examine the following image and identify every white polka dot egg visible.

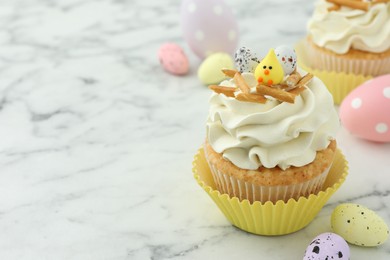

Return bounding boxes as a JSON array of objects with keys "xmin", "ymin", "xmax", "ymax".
[
  {"xmin": 180, "ymin": 0, "xmax": 238, "ymax": 59},
  {"xmin": 331, "ymin": 203, "xmax": 389, "ymax": 247},
  {"xmin": 340, "ymin": 74, "xmax": 390, "ymax": 142},
  {"xmin": 303, "ymin": 232, "xmax": 350, "ymax": 260}
]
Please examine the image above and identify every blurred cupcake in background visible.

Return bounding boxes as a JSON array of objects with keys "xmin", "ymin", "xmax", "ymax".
[
  {"xmin": 296, "ymin": 0, "xmax": 390, "ymax": 104},
  {"xmin": 307, "ymin": 0, "xmax": 390, "ymax": 75}
]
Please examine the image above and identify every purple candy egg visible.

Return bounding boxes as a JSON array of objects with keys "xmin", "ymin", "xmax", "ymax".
[
  {"xmin": 180, "ymin": 0, "xmax": 239, "ymax": 59},
  {"xmin": 303, "ymin": 233, "xmax": 350, "ymax": 260}
]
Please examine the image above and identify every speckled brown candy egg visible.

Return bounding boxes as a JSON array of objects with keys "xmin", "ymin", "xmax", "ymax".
[
  {"xmin": 331, "ymin": 203, "xmax": 389, "ymax": 247},
  {"xmin": 234, "ymin": 47, "xmax": 260, "ymax": 73},
  {"xmin": 274, "ymin": 45, "xmax": 297, "ymax": 75}
]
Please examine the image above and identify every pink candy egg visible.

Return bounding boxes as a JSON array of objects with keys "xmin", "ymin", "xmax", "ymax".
[
  {"xmin": 340, "ymin": 74, "xmax": 390, "ymax": 142},
  {"xmin": 180, "ymin": 0, "xmax": 239, "ymax": 59},
  {"xmin": 158, "ymin": 43, "xmax": 189, "ymax": 75}
]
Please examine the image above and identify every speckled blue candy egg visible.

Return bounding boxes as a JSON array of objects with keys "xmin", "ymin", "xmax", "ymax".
[
  {"xmin": 303, "ymin": 232, "xmax": 350, "ymax": 260},
  {"xmin": 234, "ymin": 46, "xmax": 260, "ymax": 73}
]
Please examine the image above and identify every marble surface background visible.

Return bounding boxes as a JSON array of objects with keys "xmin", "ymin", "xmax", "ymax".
[{"xmin": 0, "ymin": 0, "xmax": 389, "ymax": 259}]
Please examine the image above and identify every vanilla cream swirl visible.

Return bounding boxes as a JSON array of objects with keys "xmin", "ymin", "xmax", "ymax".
[
  {"xmin": 307, "ymin": 0, "xmax": 390, "ymax": 54},
  {"xmin": 206, "ymin": 72, "xmax": 339, "ymax": 170}
]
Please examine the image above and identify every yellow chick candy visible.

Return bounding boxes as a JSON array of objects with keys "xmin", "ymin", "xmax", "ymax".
[{"xmin": 254, "ymin": 48, "xmax": 284, "ymax": 86}]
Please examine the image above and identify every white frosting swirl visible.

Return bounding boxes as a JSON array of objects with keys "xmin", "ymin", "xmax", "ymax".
[
  {"xmin": 206, "ymin": 72, "xmax": 339, "ymax": 170},
  {"xmin": 307, "ymin": 0, "xmax": 390, "ymax": 54}
]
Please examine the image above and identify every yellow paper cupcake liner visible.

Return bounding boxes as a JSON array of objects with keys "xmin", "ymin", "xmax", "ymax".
[
  {"xmin": 295, "ymin": 40, "xmax": 373, "ymax": 105},
  {"xmin": 192, "ymin": 147, "xmax": 348, "ymax": 236}
]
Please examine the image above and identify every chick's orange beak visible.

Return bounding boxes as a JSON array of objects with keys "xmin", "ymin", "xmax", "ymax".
[{"xmin": 264, "ymin": 69, "xmax": 269, "ymax": 75}]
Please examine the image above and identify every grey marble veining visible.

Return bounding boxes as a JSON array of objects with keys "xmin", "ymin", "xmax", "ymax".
[{"xmin": 0, "ymin": 0, "xmax": 389, "ymax": 259}]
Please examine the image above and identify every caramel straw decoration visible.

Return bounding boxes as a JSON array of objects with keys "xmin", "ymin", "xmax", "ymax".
[
  {"xmin": 256, "ymin": 85, "xmax": 296, "ymax": 103},
  {"xmin": 209, "ymin": 85, "xmax": 237, "ymax": 97},
  {"xmin": 209, "ymin": 69, "xmax": 310, "ymax": 103},
  {"xmin": 286, "ymin": 71, "xmax": 301, "ymax": 88},
  {"xmin": 222, "ymin": 69, "xmax": 238, "ymax": 78},
  {"xmin": 233, "ymin": 72, "xmax": 251, "ymax": 93},
  {"xmin": 328, "ymin": 4, "xmax": 341, "ymax": 11},
  {"xmin": 275, "ymin": 84, "xmax": 290, "ymax": 90},
  {"xmin": 326, "ymin": 0, "xmax": 369, "ymax": 11},
  {"xmin": 373, "ymin": 0, "xmax": 390, "ymax": 3},
  {"xmin": 236, "ymin": 92, "xmax": 267, "ymax": 103},
  {"xmin": 296, "ymin": 73, "xmax": 313, "ymax": 87},
  {"xmin": 289, "ymin": 86, "xmax": 306, "ymax": 96}
]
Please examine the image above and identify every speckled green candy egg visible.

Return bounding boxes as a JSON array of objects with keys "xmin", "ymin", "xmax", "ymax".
[{"xmin": 331, "ymin": 203, "xmax": 389, "ymax": 247}]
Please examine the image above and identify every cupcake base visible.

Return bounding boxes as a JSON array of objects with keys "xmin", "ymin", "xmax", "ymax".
[
  {"xmin": 305, "ymin": 37, "xmax": 390, "ymax": 76},
  {"xmin": 208, "ymin": 162, "xmax": 330, "ymax": 204},
  {"xmin": 192, "ymin": 146, "xmax": 348, "ymax": 236},
  {"xmin": 295, "ymin": 39, "xmax": 373, "ymax": 104},
  {"xmin": 204, "ymin": 140, "xmax": 336, "ymax": 204}
]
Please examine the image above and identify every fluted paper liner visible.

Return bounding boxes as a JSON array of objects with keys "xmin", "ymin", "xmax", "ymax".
[
  {"xmin": 295, "ymin": 40, "xmax": 373, "ymax": 105},
  {"xmin": 192, "ymin": 147, "xmax": 348, "ymax": 236},
  {"xmin": 207, "ymin": 156, "xmax": 331, "ymax": 204}
]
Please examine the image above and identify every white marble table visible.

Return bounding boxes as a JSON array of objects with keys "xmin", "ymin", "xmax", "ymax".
[{"xmin": 0, "ymin": 0, "xmax": 389, "ymax": 259}]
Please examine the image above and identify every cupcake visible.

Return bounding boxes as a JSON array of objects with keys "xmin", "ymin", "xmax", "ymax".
[
  {"xmin": 205, "ymin": 47, "xmax": 340, "ymax": 204},
  {"xmin": 307, "ymin": 0, "xmax": 390, "ymax": 75},
  {"xmin": 193, "ymin": 46, "xmax": 348, "ymax": 235},
  {"xmin": 299, "ymin": 0, "xmax": 390, "ymax": 103}
]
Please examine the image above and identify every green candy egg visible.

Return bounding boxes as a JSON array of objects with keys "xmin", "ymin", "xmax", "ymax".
[
  {"xmin": 197, "ymin": 52, "xmax": 234, "ymax": 85},
  {"xmin": 331, "ymin": 203, "xmax": 389, "ymax": 247}
]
